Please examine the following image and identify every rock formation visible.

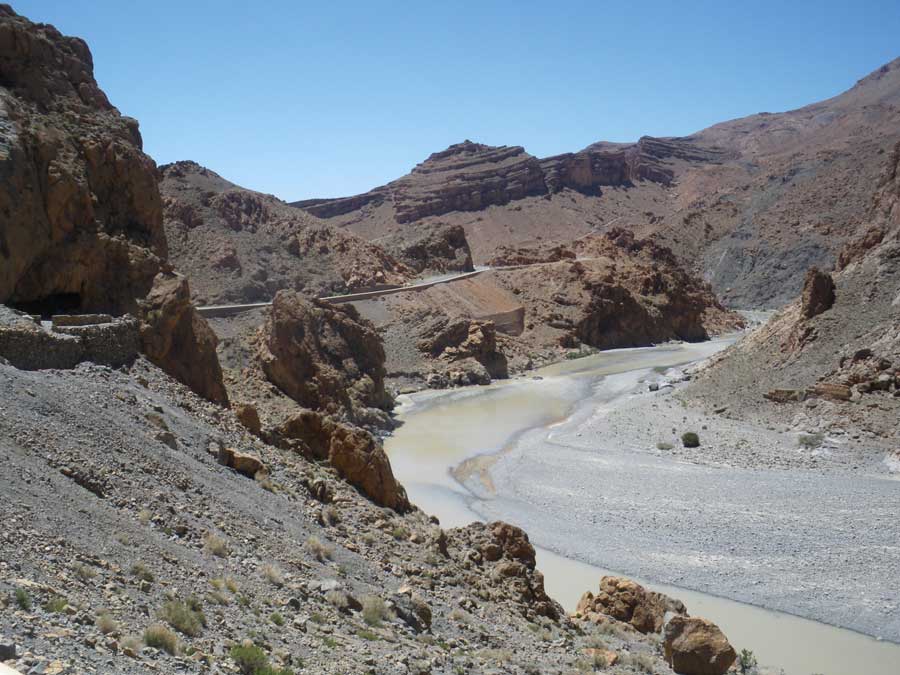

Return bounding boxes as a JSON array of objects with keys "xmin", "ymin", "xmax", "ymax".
[
  {"xmin": 0, "ymin": 7, "xmax": 229, "ymax": 404},
  {"xmin": 138, "ymin": 272, "xmax": 229, "ymax": 405},
  {"xmin": 417, "ymin": 318, "xmax": 508, "ymax": 381},
  {"xmin": 0, "ymin": 6, "xmax": 164, "ymax": 315},
  {"xmin": 378, "ymin": 222, "xmax": 474, "ymax": 274},
  {"xmin": 663, "ymin": 616, "xmax": 736, "ymax": 675},
  {"xmin": 258, "ymin": 290, "xmax": 392, "ymax": 428},
  {"xmin": 267, "ymin": 410, "xmax": 409, "ymax": 512},
  {"xmin": 799, "ymin": 267, "xmax": 835, "ymax": 319},
  {"xmin": 575, "ymin": 576, "xmax": 685, "ymax": 634}
]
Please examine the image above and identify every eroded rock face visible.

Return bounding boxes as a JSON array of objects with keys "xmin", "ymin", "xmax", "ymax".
[
  {"xmin": 800, "ymin": 267, "xmax": 836, "ymax": 319},
  {"xmin": 0, "ymin": 6, "xmax": 165, "ymax": 315},
  {"xmin": 663, "ymin": 616, "xmax": 736, "ymax": 675},
  {"xmin": 575, "ymin": 576, "xmax": 685, "ymax": 634},
  {"xmin": 258, "ymin": 290, "xmax": 392, "ymax": 427},
  {"xmin": 267, "ymin": 410, "xmax": 409, "ymax": 512},
  {"xmin": 417, "ymin": 319, "xmax": 508, "ymax": 381},
  {"xmin": 138, "ymin": 272, "xmax": 228, "ymax": 405}
]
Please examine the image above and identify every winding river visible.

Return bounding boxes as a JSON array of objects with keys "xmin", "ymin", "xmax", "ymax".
[{"xmin": 385, "ymin": 338, "xmax": 900, "ymax": 675}]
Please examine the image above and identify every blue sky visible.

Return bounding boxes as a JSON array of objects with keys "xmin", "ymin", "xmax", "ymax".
[{"xmin": 14, "ymin": 1, "xmax": 900, "ymax": 200}]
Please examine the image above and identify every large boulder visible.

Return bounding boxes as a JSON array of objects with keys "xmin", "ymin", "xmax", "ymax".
[
  {"xmin": 663, "ymin": 615, "xmax": 736, "ymax": 675},
  {"xmin": 138, "ymin": 272, "xmax": 228, "ymax": 404},
  {"xmin": 268, "ymin": 410, "xmax": 409, "ymax": 512},
  {"xmin": 800, "ymin": 267, "xmax": 835, "ymax": 319},
  {"xmin": 258, "ymin": 290, "xmax": 392, "ymax": 427},
  {"xmin": 575, "ymin": 576, "xmax": 685, "ymax": 634}
]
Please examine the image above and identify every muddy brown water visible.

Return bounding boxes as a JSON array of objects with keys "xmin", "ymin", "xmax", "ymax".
[{"xmin": 386, "ymin": 340, "xmax": 900, "ymax": 675}]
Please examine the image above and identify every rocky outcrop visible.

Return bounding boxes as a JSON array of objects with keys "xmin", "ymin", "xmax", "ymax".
[
  {"xmin": 799, "ymin": 267, "xmax": 835, "ymax": 319},
  {"xmin": 380, "ymin": 223, "xmax": 474, "ymax": 274},
  {"xmin": 418, "ymin": 318, "xmax": 508, "ymax": 381},
  {"xmin": 138, "ymin": 272, "xmax": 228, "ymax": 404},
  {"xmin": 575, "ymin": 576, "xmax": 685, "ymax": 634},
  {"xmin": 487, "ymin": 243, "xmax": 576, "ymax": 267},
  {"xmin": 216, "ymin": 445, "xmax": 266, "ymax": 479},
  {"xmin": 490, "ymin": 230, "xmax": 743, "ymax": 352},
  {"xmin": 258, "ymin": 290, "xmax": 392, "ymax": 428},
  {"xmin": 663, "ymin": 616, "xmax": 736, "ymax": 675},
  {"xmin": 0, "ymin": 6, "xmax": 165, "ymax": 316},
  {"xmin": 267, "ymin": 410, "xmax": 409, "ymax": 512},
  {"xmin": 449, "ymin": 521, "xmax": 562, "ymax": 620}
]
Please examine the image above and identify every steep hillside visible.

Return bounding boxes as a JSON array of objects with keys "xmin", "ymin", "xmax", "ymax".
[
  {"xmin": 294, "ymin": 59, "xmax": 900, "ymax": 308},
  {"xmin": 159, "ymin": 161, "xmax": 416, "ymax": 305},
  {"xmin": 684, "ymin": 139, "xmax": 900, "ymax": 456}
]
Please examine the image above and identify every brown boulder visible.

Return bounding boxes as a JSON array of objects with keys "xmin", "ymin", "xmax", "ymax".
[
  {"xmin": 138, "ymin": 272, "xmax": 228, "ymax": 404},
  {"xmin": 269, "ymin": 410, "xmax": 409, "ymax": 512},
  {"xmin": 233, "ymin": 403, "xmax": 262, "ymax": 435},
  {"xmin": 575, "ymin": 576, "xmax": 684, "ymax": 634},
  {"xmin": 258, "ymin": 290, "xmax": 392, "ymax": 427},
  {"xmin": 664, "ymin": 615, "xmax": 736, "ymax": 675},
  {"xmin": 217, "ymin": 446, "xmax": 266, "ymax": 479},
  {"xmin": 800, "ymin": 267, "xmax": 835, "ymax": 319}
]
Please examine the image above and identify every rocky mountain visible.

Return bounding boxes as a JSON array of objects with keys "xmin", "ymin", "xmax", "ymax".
[
  {"xmin": 159, "ymin": 161, "xmax": 417, "ymax": 305},
  {"xmin": 0, "ymin": 5, "xmax": 225, "ymax": 403},
  {"xmin": 293, "ymin": 59, "xmax": 900, "ymax": 309},
  {"xmin": 684, "ymin": 138, "xmax": 900, "ymax": 455}
]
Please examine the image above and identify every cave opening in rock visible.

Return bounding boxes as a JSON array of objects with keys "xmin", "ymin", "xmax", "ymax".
[{"xmin": 10, "ymin": 292, "xmax": 84, "ymax": 319}]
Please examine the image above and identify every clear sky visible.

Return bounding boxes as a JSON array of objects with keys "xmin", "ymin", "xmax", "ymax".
[{"xmin": 13, "ymin": 1, "xmax": 900, "ymax": 201}]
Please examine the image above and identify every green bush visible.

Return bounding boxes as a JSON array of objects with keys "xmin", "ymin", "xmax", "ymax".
[
  {"xmin": 681, "ymin": 431, "xmax": 700, "ymax": 448},
  {"xmin": 230, "ymin": 643, "xmax": 294, "ymax": 675},
  {"xmin": 14, "ymin": 588, "xmax": 31, "ymax": 610},
  {"xmin": 738, "ymin": 648, "xmax": 758, "ymax": 673}
]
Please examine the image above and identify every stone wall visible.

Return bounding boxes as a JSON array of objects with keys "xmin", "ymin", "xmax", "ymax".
[{"xmin": 0, "ymin": 306, "xmax": 139, "ymax": 370}]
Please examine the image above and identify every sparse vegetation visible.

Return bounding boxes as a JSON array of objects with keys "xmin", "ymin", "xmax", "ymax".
[
  {"xmin": 137, "ymin": 509, "xmax": 152, "ymax": 525},
  {"xmin": 306, "ymin": 535, "xmax": 333, "ymax": 561},
  {"xmin": 620, "ymin": 651, "xmax": 656, "ymax": 672},
  {"xmin": 96, "ymin": 611, "xmax": 118, "ymax": 635},
  {"xmin": 160, "ymin": 597, "xmax": 206, "ymax": 636},
  {"xmin": 203, "ymin": 532, "xmax": 230, "ymax": 557},
  {"xmin": 392, "ymin": 524, "xmax": 410, "ymax": 540},
  {"xmin": 681, "ymin": 431, "xmax": 700, "ymax": 447},
  {"xmin": 325, "ymin": 589, "xmax": 349, "ymax": 611},
  {"xmin": 144, "ymin": 623, "xmax": 179, "ymax": 655},
  {"xmin": 43, "ymin": 594, "xmax": 67, "ymax": 613},
  {"xmin": 14, "ymin": 588, "xmax": 31, "ymax": 610},
  {"xmin": 656, "ymin": 441, "xmax": 674, "ymax": 450},
  {"xmin": 262, "ymin": 564, "xmax": 285, "ymax": 587},
  {"xmin": 321, "ymin": 504, "xmax": 341, "ymax": 526},
  {"xmin": 75, "ymin": 563, "xmax": 97, "ymax": 581},
  {"xmin": 269, "ymin": 611, "xmax": 284, "ymax": 626},
  {"xmin": 362, "ymin": 595, "xmax": 390, "ymax": 627},
  {"xmin": 738, "ymin": 648, "xmax": 759, "ymax": 673},
  {"xmin": 356, "ymin": 627, "xmax": 379, "ymax": 640},
  {"xmin": 131, "ymin": 562, "xmax": 154, "ymax": 583}
]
